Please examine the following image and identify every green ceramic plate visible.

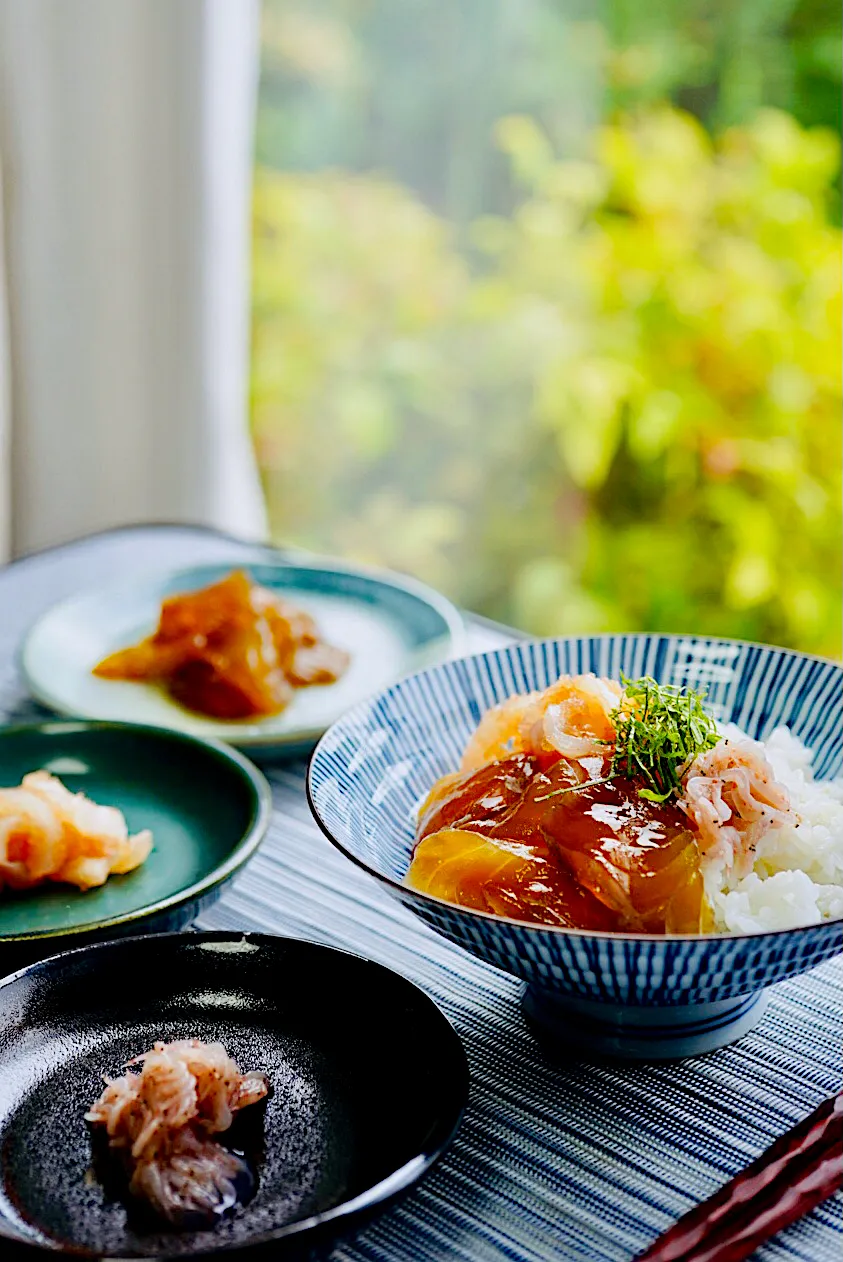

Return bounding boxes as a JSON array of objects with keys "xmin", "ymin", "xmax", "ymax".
[{"xmin": 0, "ymin": 722, "xmax": 271, "ymax": 963}]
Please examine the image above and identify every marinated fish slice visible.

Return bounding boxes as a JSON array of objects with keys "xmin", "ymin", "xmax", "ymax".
[
  {"xmin": 418, "ymin": 753, "xmax": 560, "ymax": 841},
  {"xmin": 167, "ymin": 655, "xmax": 292, "ymax": 720},
  {"xmin": 94, "ymin": 574, "xmax": 267, "ymax": 680},
  {"xmin": 409, "ymin": 754, "xmax": 707, "ymax": 934},
  {"xmin": 560, "ymin": 828, "xmax": 706, "ymax": 933},
  {"xmin": 500, "ymin": 763, "xmax": 707, "ymax": 933},
  {"xmin": 94, "ymin": 569, "xmax": 348, "ymax": 719},
  {"xmin": 407, "ymin": 826, "xmax": 618, "ymax": 929},
  {"xmin": 92, "ymin": 641, "xmax": 167, "ymax": 681},
  {"xmin": 416, "ymin": 771, "xmax": 466, "ymax": 830},
  {"xmin": 159, "ymin": 572, "xmax": 292, "ymax": 717}
]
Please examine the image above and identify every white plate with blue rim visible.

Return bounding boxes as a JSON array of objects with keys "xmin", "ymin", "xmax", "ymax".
[{"xmin": 20, "ymin": 559, "xmax": 465, "ymax": 754}]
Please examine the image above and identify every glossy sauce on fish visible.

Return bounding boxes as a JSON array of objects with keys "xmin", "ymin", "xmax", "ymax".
[
  {"xmin": 94, "ymin": 570, "xmax": 349, "ymax": 720},
  {"xmin": 409, "ymin": 753, "xmax": 707, "ymax": 933}
]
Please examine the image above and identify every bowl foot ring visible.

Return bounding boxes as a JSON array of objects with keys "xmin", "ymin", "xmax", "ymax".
[{"xmin": 520, "ymin": 986, "xmax": 768, "ymax": 1060}]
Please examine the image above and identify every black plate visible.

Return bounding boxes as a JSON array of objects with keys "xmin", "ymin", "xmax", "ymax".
[{"xmin": 0, "ymin": 932, "xmax": 468, "ymax": 1258}]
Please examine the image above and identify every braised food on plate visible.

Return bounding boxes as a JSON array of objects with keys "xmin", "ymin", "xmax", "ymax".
[
  {"xmin": 86, "ymin": 1038, "xmax": 270, "ymax": 1228},
  {"xmin": 94, "ymin": 569, "xmax": 349, "ymax": 720},
  {"xmin": 406, "ymin": 674, "xmax": 843, "ymax": 935},
  {"xmin": 0, "ymin": 772, "xmax": 151, "ymax": 893}
]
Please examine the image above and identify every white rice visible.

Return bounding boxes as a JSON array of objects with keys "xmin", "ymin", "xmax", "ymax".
[{"xmin": 705, "ymin": 726, "xmax": 843, "ymax": 934}]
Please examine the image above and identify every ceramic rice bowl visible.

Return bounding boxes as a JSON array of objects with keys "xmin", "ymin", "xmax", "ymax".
[{"xmin": 307, "ymin": 635, "xmax": 843, "ymax": 1059}]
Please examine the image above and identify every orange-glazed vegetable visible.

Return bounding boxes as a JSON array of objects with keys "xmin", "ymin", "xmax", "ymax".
[
  {"xmin": 94, "ymin": 570, "xmax": 349, "ymax": 719},
  {"xmin": 408, "ymin": 752, "xmax": 708, "ymax": 934}
]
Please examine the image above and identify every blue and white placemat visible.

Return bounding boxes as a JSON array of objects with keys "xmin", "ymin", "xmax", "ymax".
[{"xmin": 0, "ymin": 526, "xmax": 840, "ymax": 1262}]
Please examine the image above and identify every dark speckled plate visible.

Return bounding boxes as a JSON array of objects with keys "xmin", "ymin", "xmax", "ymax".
[
  {"xmin": 0, "ymin": 723, "xmax": 271, "ymax": 970},
  {"xmin": 0, "ymin": 931, "xmax": 468, "ymax": 1259}
]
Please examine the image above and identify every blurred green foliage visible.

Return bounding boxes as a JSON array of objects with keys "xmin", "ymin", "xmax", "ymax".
[{"xmin": 252, "ymin": 2, "xmax": 842, "ymax": 655}]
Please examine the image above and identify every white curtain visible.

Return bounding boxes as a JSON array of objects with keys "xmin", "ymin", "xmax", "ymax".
[{"xmin": 0, "ymin": 0, "xmax": 267, "ymax": 558}]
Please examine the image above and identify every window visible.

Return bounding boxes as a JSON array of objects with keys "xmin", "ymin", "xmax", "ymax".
[{"xmin": 251, "ymin": 0, "xmax": 842, "ymax": 656}]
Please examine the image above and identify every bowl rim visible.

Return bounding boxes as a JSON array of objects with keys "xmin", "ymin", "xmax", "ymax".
[
  {"xmin": 0, "ymin": 720, "xmax": 273, "ymax": 943},
  {"xmin": 306, "ymin": 633, "xmax": 843, "ymax": 947},
  {"xmin": 0, "ymin": 928, "xmax": 470, "ymax": 1257}
]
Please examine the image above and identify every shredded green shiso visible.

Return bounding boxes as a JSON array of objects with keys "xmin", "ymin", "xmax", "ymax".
[
  {"xmin": 609, "ymin": 675, "xmax": 719, "ymax": 802},
  {"xmin": 536, "ymin": 674, "xmax": 719, "ymax": 804}
]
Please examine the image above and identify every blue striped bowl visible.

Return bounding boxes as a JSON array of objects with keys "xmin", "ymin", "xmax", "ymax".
[{"xmin": 307, "ymin": 636, "xmax": 843, "ymax": 1059}]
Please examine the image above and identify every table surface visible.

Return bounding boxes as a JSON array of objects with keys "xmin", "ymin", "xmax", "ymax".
[{"xmin": 0, "ymin": 525, "xmax": 840, "ymax": 1262}]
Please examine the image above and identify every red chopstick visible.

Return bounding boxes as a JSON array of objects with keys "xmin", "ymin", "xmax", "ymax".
[{"xmin": 634, "ymin": 1091, "xmax": 842, "ymax": 1262}]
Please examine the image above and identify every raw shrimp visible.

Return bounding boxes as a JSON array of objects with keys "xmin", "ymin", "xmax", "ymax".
[
  {"xmin": 679, "ymin": 738, "xmax": 794, "ymax": 878},
  {"xmin": 86, "ymin": 1038, "xmax": 270, "ymax": 1228},
  {"xmin": 0, "ymin": 772, "xmax": 151, "ymax": 893},
  {"xmin": 130, "ymin": 1128, "xmax": 252, "ymax": 1228}
]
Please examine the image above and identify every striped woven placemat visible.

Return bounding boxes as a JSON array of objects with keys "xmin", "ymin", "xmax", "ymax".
[{"xmin": 1, "ymin": 526, "xmax": 840, "ymax": 1261}]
